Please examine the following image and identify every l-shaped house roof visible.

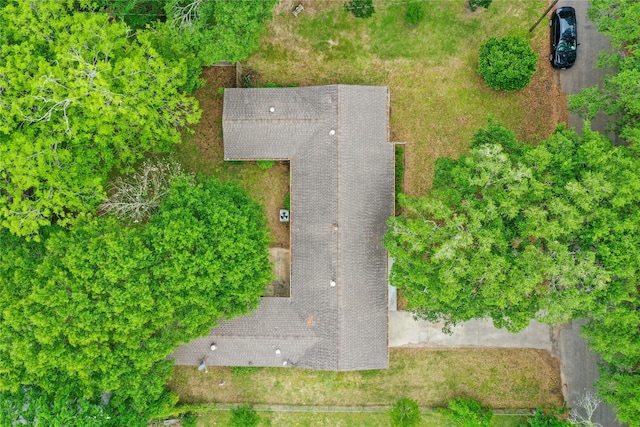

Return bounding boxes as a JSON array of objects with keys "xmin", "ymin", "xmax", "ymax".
[{"xmin": 170, "ymin": 85, "xmax": 394, "ymax": 371}]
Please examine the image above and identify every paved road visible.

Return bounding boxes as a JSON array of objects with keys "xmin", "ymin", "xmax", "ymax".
[
  {"xmin": 553, "ymin": 2, "xmax": 625, "ymax": 426},
  {"xmin": 557, "ymin": 0, "xmax": 622, "ymax": 144},
  {"xmin": 558, "ymin": 320, "xmax": 623, "ymax": 427}
]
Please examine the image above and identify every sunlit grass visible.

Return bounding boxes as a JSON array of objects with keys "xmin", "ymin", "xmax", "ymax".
[{"xmin": 247, "ymin": 0, "xmax": 559, "ymax": 195}]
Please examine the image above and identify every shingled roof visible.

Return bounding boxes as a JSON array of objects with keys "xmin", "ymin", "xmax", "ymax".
[{"xmin": 170, "ymin": 85, "xmax": 394, "ymax": 370}]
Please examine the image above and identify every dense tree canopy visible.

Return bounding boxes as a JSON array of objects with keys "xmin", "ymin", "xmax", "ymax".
[
  {"xmin": 385, "ymin": 122, "xmax": 640, "ymax": 331},
  {"xmin": 0, "ymin": 177, "xmax": 273, "ymax": 423},
  {"xmin": 0, "ymin": 0, "xmax": 200, "ymax": 239},
  {"xmin": 385, "ymin": 122, "xmax": 640, "ymax": 424}
]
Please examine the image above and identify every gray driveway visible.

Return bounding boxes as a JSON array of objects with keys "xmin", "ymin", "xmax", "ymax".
[{"xmin": 389, "ymin": 312, "xmax": 554, "ymax": 352}]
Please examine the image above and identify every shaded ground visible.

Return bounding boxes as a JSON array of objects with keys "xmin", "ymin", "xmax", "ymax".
[{"xmin": 169, "ymin": 348, "xmax": 562, "ymax": 410}]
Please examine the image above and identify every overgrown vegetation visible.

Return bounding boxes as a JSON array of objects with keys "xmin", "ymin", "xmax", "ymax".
[
  {"xmin": 469, "ymin": 0, "xmax": 493, "ymax": 12},
  {"xmin": 344, "ymin": 0, "xmax": 375, "ymax": 18},
  {"xmin": 394, "ymin": 145, "xmax": 406, "ymax": 214},
  {"xmin": 522, "ymin": 408, "xmax": 570, "ymax": 426},
  {"xmin": 99, "ymin": 159, "xmax": 187, "ymax": 223},
  {"xmin": 444, "ymin": 398, "xmax": 493, "ymax": 427},
  {"xmin": 0, "ymin": 177, "xmax": 273, "ymax": 423},
  {"xmin": 386, "ymin": 122, "xmax": 639, "ymax": 332},
  {"xmin": 230, "ymin": 404, "xmax": 260, "ymax": 427},
  {"xmin": 405, "ymin": 2, "xmax": 425, "ymax": 26},
  {"xmin": 478, "ymin": 36, "xmax": 538, "ymax": 91},
  {"xmin": 0, "ymin": 0, "xmax": 200, "ymax": 239},
  {"xmin": 556, "ymin": 4, "xmax": 640, "ymax": 420},
  {"xmin": 390, "ymin": 398, "xmax": 421, "ymax": 426}
]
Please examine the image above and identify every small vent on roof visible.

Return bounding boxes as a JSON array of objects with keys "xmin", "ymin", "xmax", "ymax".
[
  {"xmin": 269, "ymin": 106, "xmax": 275, "ymax": 113},
  {"xmin": 330, "ymin": 280, "xmax": 336, "ymax": 287},
  {"xmin": 210, "ymin": 343, "xmax": 217, "ymax": 351},
  {"xmin": 275, "ymin": 348, "xmax": 281, "ymax": 355},
  {"xmin": 329, "ymin": 129, "xmax": 336, "ymax": 136}
]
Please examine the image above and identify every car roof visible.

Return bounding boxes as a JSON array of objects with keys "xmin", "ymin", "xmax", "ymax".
[{"xmin": 555, "ymin": 7, "xmax": 576, "ymax": 37}]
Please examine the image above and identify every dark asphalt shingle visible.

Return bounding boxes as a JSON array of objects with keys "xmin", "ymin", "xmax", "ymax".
[{"xmin": 169, "ymin": 85, "xmax": 394, "ymax": 371}]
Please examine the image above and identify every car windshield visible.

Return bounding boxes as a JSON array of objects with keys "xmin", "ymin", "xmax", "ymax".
[{"xmin": 558, "ymin": 38, "xmax": 576, "ymax": 52}]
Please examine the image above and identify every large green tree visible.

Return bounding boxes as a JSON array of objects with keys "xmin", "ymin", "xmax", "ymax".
[
  {"xmin": 385, "ymin": 122, "xmax": 640, "ymax": 332},
  {"xmin": 385, "ymin": 122, "xmax": 640, "ymax": 424},
  {"xmin": 0, "ymin": 0, "xmax": 200, "ymax": 239},
  {"xmin": 160, "ymin": 0, "xmax": 277, "ymax": 66},
  {"xmin": 0, "ymin": 177, "xmax": 273, "ymax": 423}
]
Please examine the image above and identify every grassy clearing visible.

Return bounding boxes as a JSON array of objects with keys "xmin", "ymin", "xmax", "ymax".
[
  {"xmin": 248, "ymin": 0, "xmax": 567, "ymax": 195},
  {"xmin": 169, "ymin": 348, "xmax": 562, "ymax": 409},
  {"xmin": 192, "ymin": 410, "xmax": 528, "ymax": 426}
]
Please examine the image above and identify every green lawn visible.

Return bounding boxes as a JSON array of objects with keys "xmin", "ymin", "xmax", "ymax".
[
  {"xmin": 246, "ymin": 0, "xmax": 562, "ymax": 195},
  {"xmin": 169, "ymin": 349, "xmax": 562, "ymax": 410},
  {"xmin": 192, "ymin": 410, "xmax": 529, "ymax": 426}
]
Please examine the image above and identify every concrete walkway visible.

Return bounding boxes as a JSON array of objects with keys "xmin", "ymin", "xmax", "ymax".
[{"xmin": 389, "ymin": 311, "xmax": 554, "ymax": 352}]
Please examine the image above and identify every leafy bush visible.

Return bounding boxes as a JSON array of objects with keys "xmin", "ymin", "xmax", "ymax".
[
  {"xmin": 522, "ymin": 408, "xmax": 571, "ymax": 426},
  {"xmin": 443, "ymin": 398, "xmax": 493, "ymax": 427},
  {"xmin": 469, "ymin": 0, "xmax": 492, "ymax": 11},
  {"xmin": 257, "ymin": 160, "xmax": 276, "ymax": 169},
  {"xmin": 405, "ymin": 2, "xmax": 425, "ymax": 25},
  {"xmin": 181, "ymin": 412, "xmax": 198, "ymax": 427},
  {"xmin": 478, "ymin": 36, "xmax": 537, "ymax": 91},
  {"xmin": 389, "ymin": 398, "xmax": 421, "ymax": 427},
  {"xmin": 344, "ymin": 0, "xmax": 375, "ymax": 18},
  {"xmin": 230, "ymin": 404, "xmax": 260, "ymax": 427}
]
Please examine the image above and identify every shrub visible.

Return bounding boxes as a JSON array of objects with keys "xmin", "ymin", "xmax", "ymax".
[
  {"xmin": 522, "ymin": 408, "xmax": 572, "ymax": 426},
  {"xmin": 405, "ymin": 2, "xmax": 425, "ymax": 25},
  {"xmin": 469, "ymin": 0, "xmax": 492, "ymax": 11},
  {"xmin": 344, "ymin": 0, "xmax": 375, "ymax": 18},
  {"xmin": 230, "ymin": 404, "xmax": 260, "ymax": 427},
  {"xmin": 389, "ymin": 398, "xmax": 421, "ymax": 427},
  {"xmin": 257, "ymin": 160, "xmax": 276, "ymax": 169},
  {"xmin": 443, "ymin": 398, "xmax": 493, "ymax": 427},
  {"xmin": 478, "ymin": 36, "xmax": 537, "ymax": 91},
  {"xmin": 181, "ymin": 412, "xmax": 197, "ymax": 427}
]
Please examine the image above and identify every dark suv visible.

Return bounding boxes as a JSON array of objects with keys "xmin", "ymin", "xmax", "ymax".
[{"xmin": 549, "ymin": 6, "xmax": 577, "ymax": 69}]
